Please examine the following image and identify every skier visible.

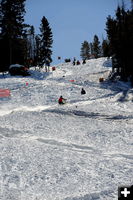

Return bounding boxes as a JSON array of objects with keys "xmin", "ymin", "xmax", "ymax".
[
  {"xmin": 58, "ymin": 96, "xmax": 67, "ymax": 104},
  {"xmin": 73, "ymin": 60, "xmax": 76, "ymax": 66},
  {"xmin": 82, "ymin": 59, "xmax": 86, "ymax": 64},
  {"xmin": 81, "ymin": 88, "xmax": 86, "ymax": 95}
]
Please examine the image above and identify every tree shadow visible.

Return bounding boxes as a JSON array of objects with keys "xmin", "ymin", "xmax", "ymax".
[
  {"xmin": 29, "ymin": 69, "xmax": 52, "ymax": 80},
  {"xmin": 99, "ymin": 80, "xmax": 133, "ymax": 102},
  {"xmin": 43, "ymin": 108, "xmax": 133, "ymax": 121},
  {"xmin": 103, "ymin": 58, "xmax": 112, "ymax": 68}
]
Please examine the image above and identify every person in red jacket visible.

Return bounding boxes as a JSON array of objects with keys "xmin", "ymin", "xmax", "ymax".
[{"xmin": 58, "ymin": 96, "xmax": 67, "ymax": 104}]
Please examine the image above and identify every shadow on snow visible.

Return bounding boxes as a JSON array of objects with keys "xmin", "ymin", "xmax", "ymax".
[{"xmin": 43, "ymin": 109, "xmax": 133, "ymax": 121}]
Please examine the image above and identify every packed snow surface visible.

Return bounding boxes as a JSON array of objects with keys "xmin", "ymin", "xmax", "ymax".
[{"xmin": 0, "ymin": 58, "xmax": 133, "ymax": 200}]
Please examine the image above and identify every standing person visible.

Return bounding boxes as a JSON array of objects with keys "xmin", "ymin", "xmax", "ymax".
[
  {"xmin": 73, "ymin": 60, "xmax": 76, "ymax": 65},
  {"xmin": 82, "ymin": 59, "xmax": 86, "ymax": 64},
  {"xmin": 73, "ymin": 57, "xmax": 76, "ymax": 65}
]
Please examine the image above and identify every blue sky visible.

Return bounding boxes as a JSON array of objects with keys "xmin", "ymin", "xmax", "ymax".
[{"xmin": 25, "ymin": 0, "xmax": 131, "ymax": 64}]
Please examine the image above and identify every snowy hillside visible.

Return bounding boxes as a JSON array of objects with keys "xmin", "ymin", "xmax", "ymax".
[{"xmin": 0, "ymin": 58, "xmax": 133, "ymax": 200}]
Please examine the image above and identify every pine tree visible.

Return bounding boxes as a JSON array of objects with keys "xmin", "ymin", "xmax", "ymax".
[
  {"xmin": 92, "ymin": 35, "xmax": 101, "ymax": 58},
  {"xmin": 106, "ymin": 3, "xmax": 133, "ymax": 82},
  {"xmin": 80, "ymin": 41, "xmax": 90, "ymax": 60},
  {"xmin": 34, "ymin": 34, "xmax": 41, "ymax": 66},
  {"xmin": 39, "ymin": 16, "xmax": 53, "ymax": 71},
  {"xmin": 0, "ymin": 0, "xmax": 26, "ymax": 71},
  {"xmin": 89, "ymin": 42, "xmax": 94, "ymax": 58},
  {"xmin": 102, "ymin": 39, "xmax": 110, "ymax": 57},
  {"xmin": 131, "ymin": 0, "xmax": 133, "ymax": 10},
  {"xmin": 25, "ymin": 25, "xmax": 36, "ymax": 66}
]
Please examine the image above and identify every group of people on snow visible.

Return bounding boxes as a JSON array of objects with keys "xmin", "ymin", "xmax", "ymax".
[
  {"xmin": 59, "ymin": 56, "xmax": 86, "ymax": 66},
  {"xmin": 57, "ymin": 57, "xmax": 87, "ymax": 105},
  {"xmin": 73, "ymin": 58, "xmax": 86, "ymax": 66},
  {"xmin": 58, "ymin": 88, "xmax": 86, "ymax": 105}
]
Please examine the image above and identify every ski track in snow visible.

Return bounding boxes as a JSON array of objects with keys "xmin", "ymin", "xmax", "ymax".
[
  {"xmin": 1, "ymin": 98, "xmax": 132, "ymax": 122},
  {"xmin": 26, "ymin": 136, "xmax": 101, "ymax": 154}
]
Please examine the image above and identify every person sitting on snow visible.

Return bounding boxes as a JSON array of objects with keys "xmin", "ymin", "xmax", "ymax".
[
  {"xmin": 58, "ymin": 96, "xmax": 67, "ymax": 104},
  {"xmin": 81, "ymin": 88, "xmax": 86, "ymax": 95},
  {"xmin": 76, "ymin": 60, "xmax": 80, "ymax": 65}
]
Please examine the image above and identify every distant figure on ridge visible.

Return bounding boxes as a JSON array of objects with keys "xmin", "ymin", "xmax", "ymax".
[
  {"xmin": 73, "ymin": 57, "xmax": 76, "ymax": 66},
  {"xmin": 82, "ymin": 59, "xmax": 86, "ymax": 64},
  {"xmin": 81, "ymin": 88, "xmax": 86, "ymax": 95},
  {"xmin": 73, "ymin": 60, "xmax": 76, "ymax": 65},
  {"xmin": 76, "ymin": 60, "xmax": 80, "ymax": 65}
]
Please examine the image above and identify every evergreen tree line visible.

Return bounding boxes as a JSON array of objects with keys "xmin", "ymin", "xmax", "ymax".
[
  {"xmin": 106, "ymin": 1, "xmax": 133, "ymax": 82},
  {"xmin": 0, "ymin": 0, "xmax": 53, "ymax": 72},
  {"xmin": 80, "ymin": 35, "xmax": 110, "ymax": 61},
  {"xmin": 81, "ymin": 1, "xmax": 133, "ymax": 84},
  {"xmin": 1, "ymin": 0, "xmax": 133, "ymax": 84},
  {"xmin": 62, "ymin": 34, "xmax": 109, "ymax": 63}
]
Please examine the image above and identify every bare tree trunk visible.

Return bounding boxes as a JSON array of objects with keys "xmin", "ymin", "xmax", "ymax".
[
  {"xmin": 45, "ymin": 65, "xmax": 47, "ymax": 72},
  {"xmin": 9, "ymin": 39, "xmax": 12, "ymax": 65}
]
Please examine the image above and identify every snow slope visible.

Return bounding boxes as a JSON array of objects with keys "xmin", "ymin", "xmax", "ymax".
[{"xmin": 0, "ymin": 58, "xmax": 133, "ymax": 200}]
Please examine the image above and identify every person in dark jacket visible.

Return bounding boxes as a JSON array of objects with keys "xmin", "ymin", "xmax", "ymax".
[
  {"xmin": 73, "ymin": 60, "xmax": 76, "ymax": 65},
  {"xmin": 81, "ymin": 88, "xmax": 86, "ymax": 95},
  {"xmin": 82, "ymin": 59, "xmax": 86, "ymax": 64},
  {"xmin": 58, "ymin": 96, "xmax": 67, "ymax": 104}
]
